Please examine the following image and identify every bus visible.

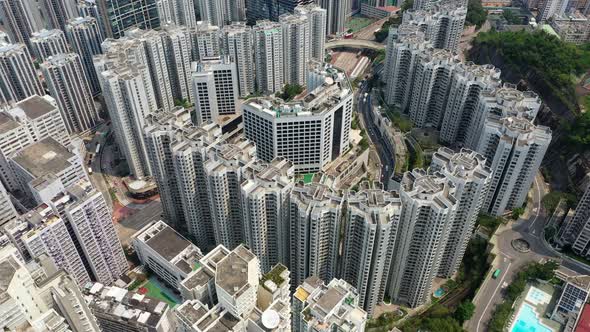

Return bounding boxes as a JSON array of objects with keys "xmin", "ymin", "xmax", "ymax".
[{"xmin": 492, "ymin": 269, "xmax": 501, "ymax": 279}]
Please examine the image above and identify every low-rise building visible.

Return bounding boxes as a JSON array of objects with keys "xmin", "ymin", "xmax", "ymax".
[
  {"xmin": 133, "ymin": 220, "xmax": 203, "ymax": 290},
  {"xmin": 85, "ymin": 282, "xmax": 175, "ymax": 332}
]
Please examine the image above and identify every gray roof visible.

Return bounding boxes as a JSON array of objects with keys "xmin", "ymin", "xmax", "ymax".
[
  {"xmin": 145, "ymin": 226, "xmax": 192, "ymax": 262},
  {"xmin": 12, "ymin": 138, "xmax": 74, "ymax": 178},
  {"xmin": 315, "ymin": 287, "xmax": 346, "ymax": 314},
  {"xmin": 216, "ymin": 251, "xmax": 249, "ymax": 297},
  {"xmin": 0, "ymin": 113, "xmax": 18, "ymax": 132},
  {"xmin": 182, "ymin": 267, "xmax": 214, "ymax": 290},
  {"xmin": 15, "ymin": 95, "xmax": 57, "ymax": 120}
]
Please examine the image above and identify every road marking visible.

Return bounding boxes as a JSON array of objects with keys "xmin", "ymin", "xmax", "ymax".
[
  {"xmin": 528, "ymin": 177, "xmax": 542, "ymax": 229},
  {"xmin": 476, "ymin": 261, "xmax": 512, "ymax": 332}
]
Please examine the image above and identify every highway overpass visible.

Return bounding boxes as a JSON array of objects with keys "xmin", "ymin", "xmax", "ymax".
[{"xmin": 325, "ymin": 39, "xmax": 385, "ymax": 51}]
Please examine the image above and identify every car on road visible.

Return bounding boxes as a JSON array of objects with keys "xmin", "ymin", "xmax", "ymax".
[{"xmin": 492, "ymin": 268, "xmax": 501, "ymax": 279}]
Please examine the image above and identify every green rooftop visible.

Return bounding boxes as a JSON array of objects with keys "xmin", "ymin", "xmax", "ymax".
[{"xmin": 303, "ymin": 173, "xmax": 315, "ymax": 184}]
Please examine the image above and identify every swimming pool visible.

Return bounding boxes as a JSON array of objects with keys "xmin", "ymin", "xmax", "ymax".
[{"xmin": 511, "ymin": 303, "xmax": 554, "ymax": 332}]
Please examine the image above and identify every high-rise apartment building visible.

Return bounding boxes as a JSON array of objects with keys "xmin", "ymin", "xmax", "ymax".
[
  {"xmin": 161, "ymin": 24, "xmax": 192, "ymax": 104},
  {"xmin": 95, "ymin": 0, "xmax": 160, "ymax": 38},
  {"xmin": 30, "ymin": 29, "xmax": 69, "ymax": 61},
  {"xmin": 50, "ymin": 181, "xmax": 128, "ymax": 285},
  {"xmin": 477, "ymin": 116, "xmax": 552, "ymax": 216},
  {"xmin": 0, "ymin": 95, "xmax": 70, "ymax": 192},
  {"xmin": 247, "ymin": 0, "xmax": 280, "ymax": 24},
  {"xmin": 0, "ymin": 181, "xmax": 16, "ymax": 226},
  {"xmin": 430, "ymin": 147, "xmax": 491, "ymax": 277},
  {"xmin": 390, "ymin": 169, "xmax": 457, "ymax": 308},
  {"xmin": 143, "ymin": 108, "xmax": 195, "ymax": 236},
  {"xmin": 144, "ymin": 108, "xmax": 221, "ymax": 245},
  {"xmin": 0, "ymin": 43, "xmax": 44, "ymax": 104},
  {"xmin": 221, "ymin": 23, "xmax": 255, "ymax": 98},
  {"xmin": 0, "ymin": 0, "xmax": 37, "ymax": 47},
  {"xmin": 77, "ymin": 0, "xmax": 107, "ymax": 37},
  {"xmin": 10, "ymin": 138, "xmax": 88, "ymax": 202},
  {"xmin": 41, "ymin": 0, "xmax": 78, "ymax": 31},
  {"xmin": 199, "ymin": 0, "xmax": 246, "ymax": 27},
  {"xmin": 289, "ymin": 183, "xmax": 343, "ymax": 289},
  {"xmin": 0, "ymin": 252, "xmax": 56, "ymax": 330},
  {"xmin": 243, "ymin": 62, "xmax": 353, "ymax": 173},
  {"xmin": 100, "ymin": 63, "xmax": 156, "ymax": 178},
  {"xmin": 341, "ymin": 189, "xmax": 401, "ymax": 315},
  {"xmin": 125, "ymin": 28, "xmax": 175, "ymax": 111},
  {"xmin": 466, "ymin": 84, "xmax": 541, "ymax": 149},
  {"xmin": 190, "ymin": 21, "xmax": 221, "ymax": 61},
  {"xmin": 65, "ymin": 16, "xmax": 104, "ymax": 96},
  {"xmin": 191, "ymin": 56, "xmax": 239, "ymax": 125},
  {"xmin": 564, "ymin": 187, "xmax": 590, "ymax": 257},
  {"xmin": 407, "ymin": 47, "xmax": 458, "ymax": 128},
  {"xmin": 49, "ymin": 273, "xmax": 101, "ymax": 332},
  {"xmin": 318, "ymin": 0, "xmax": 351, "ymax": 35},
  {"xmin": 296, "ymin": 4, "xmax": 327, "ymax": 61},
  {"xmin": 203, "ymin": 139, "xmax": 256, "ymax": 250},
  {"xmin": 22, "ymin": 213, "xmax": 91, "ymax": 286},
  {"xmin": 439, "ymin": 63, "xmax": 502, "ymax": 146},
  {"xmin": 384, "ymin": 27, "xmax": 427, "ymax": 110},
  {"xmin": 241, "ymin": 158, "xmax": 294, "ymax": 272},
  {"xmin": 292, "ymin": 277, "xmax": 368, "ymax": 332},
  {"xmin": 253, "ymin": 20, "xmax": 284, "ymax": 95},
  {"xmin": 402, "ymin": 5, "xmax": 467, "ymax": 51},
  {"xmin": 41, "ymin": 53, "xmax": 99, "ymax": 134},
  {"xmin": 280, "ymin": 12, "xmax": 310, "ymax": 86},
  {"xmin": 157, "ymin": 0, "xmax": 197, "ymax": 28},
  {"xmin": 539, "ymin": 0, "xmax": 569, "ymax": 21}
]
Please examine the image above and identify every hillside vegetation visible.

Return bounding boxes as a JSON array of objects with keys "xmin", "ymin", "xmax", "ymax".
[{"xmin": 468, "ymin": 30, "xmax": 590, "ymax": 114}]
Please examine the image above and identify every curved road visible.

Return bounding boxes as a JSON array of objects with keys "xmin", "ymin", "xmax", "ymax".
[{"xmin": 467, "ymin": 175, "xmax": 590, "ymax": 331}]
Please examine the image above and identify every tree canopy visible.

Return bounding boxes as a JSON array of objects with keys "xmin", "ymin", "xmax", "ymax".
[
  {"xmin": 470, "ymin": 30, "xmax": 590, "ymax": 111},
  {"xmin": 278, "ymin": 84, "xmax": 304, "ymax": 101},
  {"xmin": 466, "ymin": 0, "xmax": 487, "ymax": 28}
]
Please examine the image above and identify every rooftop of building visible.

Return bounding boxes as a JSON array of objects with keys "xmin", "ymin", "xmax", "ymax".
[
  {"xmin": 0, "ymin": 42, "xmax": 27, "ymax": 55},
  {"xmin": 215, "ymin": 245, "xmax": 256, "ymax": 297},
  {"xmin": 401, "ymin": 169, "xmax": 457, "ymax": 207},
  {"xmin": 176, "ymin": 300, "xmax": 209, "ymax": 325},
  {"xmin": 66, "ymin": 16, "xmax": 98, "ymax": 28},
  {"xmin": 0, "ymin": 113, "xmax": 18, "ymax": 132},
  {"xmin": 42, "ymin": 53, "xmax": 79, "ymax": 67},
  {"xmin": 141, "ymin": 222, "xmax": 194, "ymax": 262},
  {"xmin": 12, "ymin": 138, "xmax": 74, "ymax": 178},
  {"xmin": 432, "ymin": 147, "xmax": 491, "ymax": 180},
  {"xmin": 85, "ymin": 283, "xmax": 169, "ymax": 328},
  {"xmin": 31, "ymin": 29, "xmax": 64, "ymax": 40},
  {"xmin": 181, "ymin": 265, "xmax": 214, "ymax": 290},
  {"xmin": 245, "ymin": 63, "xmax": 351, "ymax": 118},
  {"xmin": 0, "ymin": 257, "xmax": 17, "ymax": 303},
  {"xmin": 11, "ymin": 95, "xmax": 58, "ymax": 120},
  {"xmin": 301, "ymin": 278, "xmax": 367, "ymax": 329}
]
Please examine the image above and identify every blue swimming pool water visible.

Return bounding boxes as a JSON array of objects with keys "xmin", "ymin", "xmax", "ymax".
[
  {"xmin": 511, "ymin": 304, "xmax": 553, "ymax": 332},
  {"xmin": 433, "ymin": 288, "xmax": 444, "ymax": 298}
]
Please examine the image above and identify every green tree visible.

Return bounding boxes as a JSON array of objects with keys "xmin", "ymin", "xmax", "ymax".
[
  {"xmin": 502, "ymin": 10, "xmax": 522, "ymax": 24},
  {"xmin": 567, "ymin": 111, "xmax": 590, "ymax": 150},
  {"xmin": 422, "ymin": 317, "xmax": 465, "ymax": 332},
  {"xmin": 511, "ymin": 207, "xmax": 525, "ymax": 220},
  {"xmin": 278, "ymin": 84, "xmax": 304, "ymax": 101},
  {"xmin": 455, "ymin": 301, "xmax": 476, "ymax": 323},
  {"xmin": 466, "ymin": 0, "xmax": 487, "ymax": 28}
]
